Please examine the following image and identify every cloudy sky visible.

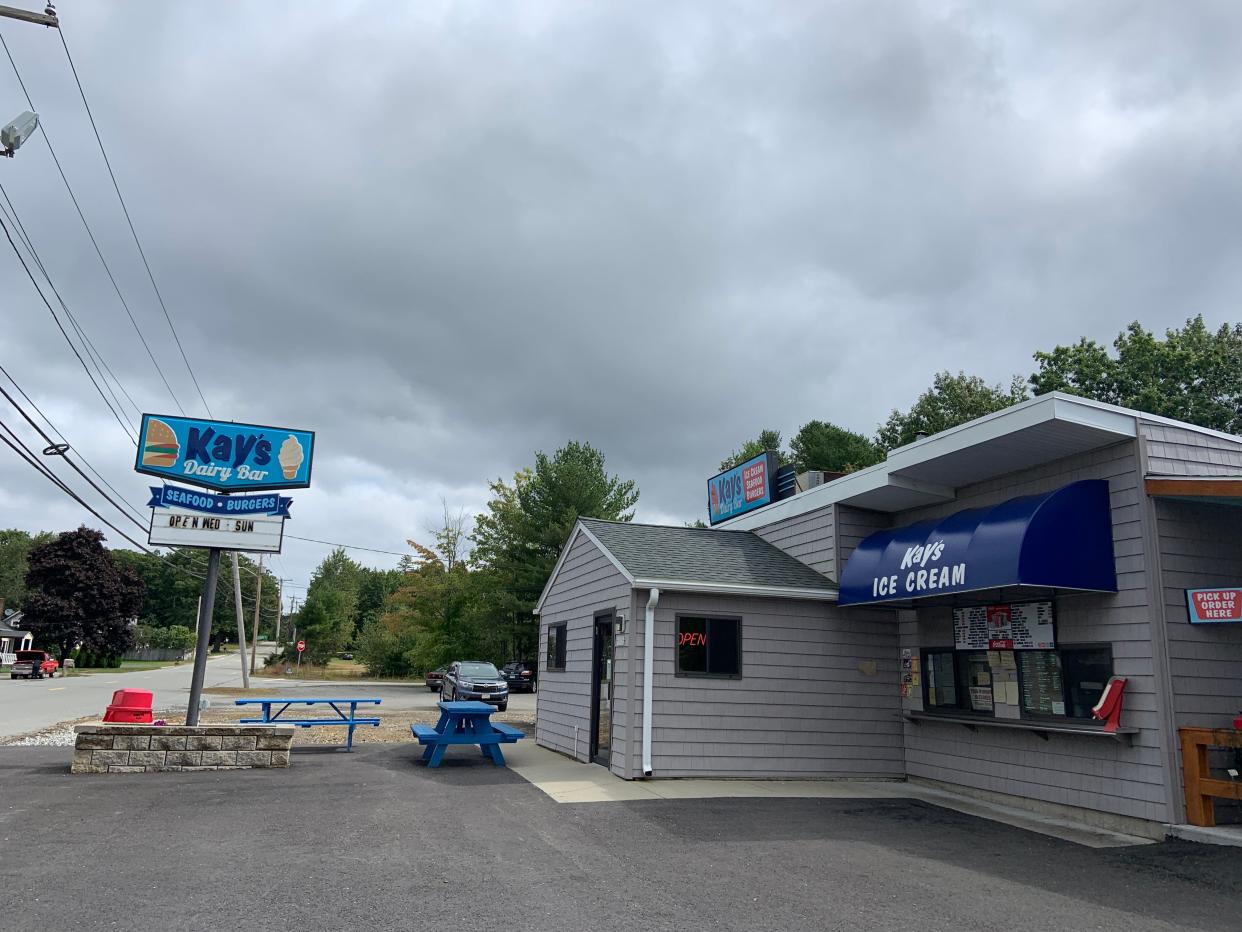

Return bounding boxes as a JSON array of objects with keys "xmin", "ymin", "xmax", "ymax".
[{"xmin": 2, "ymin": 1, "xmax": 1240, "ymax": 596}]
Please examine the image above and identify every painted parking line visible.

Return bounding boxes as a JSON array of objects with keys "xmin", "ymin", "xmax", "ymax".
[{"xmin": 49, "ymin": 686, "xmax": 66, "ymax": 691}]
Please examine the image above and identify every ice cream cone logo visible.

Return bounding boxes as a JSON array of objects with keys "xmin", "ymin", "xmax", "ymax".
[{"xmin": 278, "ymin": 434, "xmax": 304, "ymax": 480}]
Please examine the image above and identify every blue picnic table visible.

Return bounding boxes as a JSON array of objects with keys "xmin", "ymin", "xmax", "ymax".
[
  {"xmin": 235, "ymin": 697, "xmax": 381, "ymax": 751},
  {"xmin": 411, "ymin": 700, "xmax": 524, "ymax": 767}
]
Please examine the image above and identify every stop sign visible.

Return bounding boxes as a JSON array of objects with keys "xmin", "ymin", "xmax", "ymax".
[{"xmin": 296, "ymin": 640, "xmax": 305, "ymax": 653}]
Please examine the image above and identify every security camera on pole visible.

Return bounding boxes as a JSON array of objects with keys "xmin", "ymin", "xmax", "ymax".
[{"xmin": 135, "ymin": 414, "xmax": 314, "ymax": 725}]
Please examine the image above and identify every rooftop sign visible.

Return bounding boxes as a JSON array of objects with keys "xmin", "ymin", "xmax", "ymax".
[
  {"xmin": 135, "ymin": 414, "xmax": 314, "ymax": 493},
  {"xmin": 707, "ymin": 451, "xmax": 777, "ymax": 525}
]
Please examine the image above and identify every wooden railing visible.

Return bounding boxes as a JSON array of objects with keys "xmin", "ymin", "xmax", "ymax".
[{"xmin": 1179, "ymin": 727, "xmax": 1242, "ymax": 827}]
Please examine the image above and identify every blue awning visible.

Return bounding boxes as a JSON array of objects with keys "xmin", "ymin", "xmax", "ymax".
[{"xmin": 838, "ymin": 479, "xmax": 1117, "ymax": 606}]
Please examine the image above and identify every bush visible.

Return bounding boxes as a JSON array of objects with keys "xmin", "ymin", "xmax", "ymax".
[
  {"xmin": 69, "ymin": 647, "xmax": 121, "ymax": 668},
  {"xmin": 132, "ymin": 623, "xmax": 195, "ymax": 652}
]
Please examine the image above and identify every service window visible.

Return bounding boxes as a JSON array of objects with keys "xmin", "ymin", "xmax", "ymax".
[
  {"xmin": 923, "ymin": 644, "xmax": 1114, "ymax": 722},
  {"xmin": 546, "ymin": 623, "xmax": 566, "ymax": 672},
  {"xmin": 676, "ymin": 616, "xmax": 741, "ymax": 677}
]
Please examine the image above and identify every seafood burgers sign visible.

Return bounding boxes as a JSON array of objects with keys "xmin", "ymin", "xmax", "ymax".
[{"xmin": 135, "ymin": 414, "xmax": 314, "ymax": 493}]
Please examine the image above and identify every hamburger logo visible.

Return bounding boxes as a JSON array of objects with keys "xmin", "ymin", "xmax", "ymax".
[{"xmin": 141, "ymin": 418, "xmax": 180, "ymax": 468}]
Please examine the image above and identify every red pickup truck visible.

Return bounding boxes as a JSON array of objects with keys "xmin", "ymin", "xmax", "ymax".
[{"xmin": 10, "ymin": 650, "xmax": 59, "ymax": 680}]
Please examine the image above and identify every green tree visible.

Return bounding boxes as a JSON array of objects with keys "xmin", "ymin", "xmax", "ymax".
[
  {"xmin": 718, "ymin": 429, "xmax": 787, "ymax": 472},
  {"xmin": 293, "ymin": 590, "xmax": 354, "ymax": 665},
  {"xmin": 471, "ymin": 442, "xmax": 639, "ymax": 658},
  {"xmin": 112, "ymin": 549, "xmax": 279, "ymax": 647},
  {"xmin": 23, "ymin": 527, "xmax": 144, "ymax": 662},
  {"xmin": 789, "ymin": 420, "xmax": 882, "ymax": 473},
  {"xmin": 876, "ymin": 371, "xmax": 1028, "ymax": 451},
  {"xmin": 0, "ymin": 529, "xmax": 55, "ymax": 613},
  {"xmin": 306, "ymin": 548, "xmax": 363, "ymax": 632},
  {"xmin": 383, "ymin": 510, "xmax": 496, "ymax": 673},
  {"xmin": 1031, "ymin": 316, "xmax": 1242, "ymax": 433}
]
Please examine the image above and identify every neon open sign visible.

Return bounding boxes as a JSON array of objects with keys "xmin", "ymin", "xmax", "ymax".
[{"xmin": 678, "ymin": 632, "xmax": 707, "ymax": 647}]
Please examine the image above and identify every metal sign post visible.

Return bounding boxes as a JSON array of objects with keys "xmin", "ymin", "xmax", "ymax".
[
  {"xmin": 185, "ymin": 548, "xmax": 222, "ymax": 726},
  {"xmin": 297, "ymin": 639, "xmax": 304, "ymax": 671},
  {"xmin": 230, "ymin": 551, "xmax": 250, "ymax": 689}
]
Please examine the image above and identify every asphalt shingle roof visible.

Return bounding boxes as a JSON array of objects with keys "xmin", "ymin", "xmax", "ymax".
[{"xmin": 579, "ymin": 518, "xmax": 837, "ymax": 592}]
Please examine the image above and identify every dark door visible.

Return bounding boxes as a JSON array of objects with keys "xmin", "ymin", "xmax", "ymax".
[{"xmin": 590, "ymin": 615, "xmax": 615, "ymax": 766}]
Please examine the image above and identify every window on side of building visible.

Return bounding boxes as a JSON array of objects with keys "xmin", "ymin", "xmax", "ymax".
[
  {"xmin": 546, "ymin": 622, "xmax": 567, "ymax": 672},
  {"xmin": 923, "ymin": 649, "xmax": 958, "ymax": 709},
  {"xmin": 676, "ymin": 616, "xmax": 741, "ymax": 677},
  {"xmin": 1018, "ymin": 645, "xmax": 1113, "ymax": 720}
]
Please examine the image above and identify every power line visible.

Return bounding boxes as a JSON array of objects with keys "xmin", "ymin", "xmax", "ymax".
[
  {"xmin": 57, "ymin": 25, "xmax": 213, "ymax": 418},
  {"xmin": 0, "ymin": 184, "xmax": 143, "ymax": 430},
  {"xmin": 0, "ymin": 414, "xmax": 153, "ymax": 552},
  {"xmin": 0, "ymin": 190, "xmax": 133, "ymax": 428},
  {"xmin": 285, "ymin": 534, "xmax": 410, "ymax": 557},
  {"xmin": 0, "ymin": 182, "xmax": 144, "ymax": 423},
  {"xmin": 0, "ymin": 362, "xmax": 146, "ymax": 526},
  {"xmin": 0, "ymin": 212, "xmax": 139, "ymax": 445},
  {"xmin": 0, "ymin": 29, "xmax": 187, "ymax": 415},
  {"xmin": 0, "ymin": 380, "xmax": 148, "ymax": 535}
]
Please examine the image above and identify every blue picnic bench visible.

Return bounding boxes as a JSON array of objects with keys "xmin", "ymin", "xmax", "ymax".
[
  {"xmin": 235, "ymin": 697, "xmax": 381, "ymax": 751},
  {"xmin": 412, "ymin": 700, "xmax": 524, "ymax": 767}
]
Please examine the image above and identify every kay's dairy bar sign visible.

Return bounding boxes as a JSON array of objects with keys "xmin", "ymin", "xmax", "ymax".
[{"xmin": 135, "ymin": 414, "xmax": 314, "ymax": 493}]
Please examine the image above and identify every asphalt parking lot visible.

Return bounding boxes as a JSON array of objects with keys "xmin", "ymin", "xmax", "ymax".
[{"xmin": 1, "ymin": 745, "xmax": 1239, "ymax": 932}]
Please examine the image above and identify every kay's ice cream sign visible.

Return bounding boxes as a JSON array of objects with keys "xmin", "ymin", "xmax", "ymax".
[
  {"xmin": 871, "ymin": 539, "xmax": 967, "ymax": 599},
  {"xmin": 135, "ymin": 414, "xmax": 314, "ymax": 493}
]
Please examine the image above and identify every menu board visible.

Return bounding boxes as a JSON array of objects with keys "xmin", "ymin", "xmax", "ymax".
[
  {"xmin": 953, "ymin": 602, "xmax": 1055, "ymax": 650},
  {"xmin": 1018, "ymin": 651, "xmax": 1065, "ymax": 716}
]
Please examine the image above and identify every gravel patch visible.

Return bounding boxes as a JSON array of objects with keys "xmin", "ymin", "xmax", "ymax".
[{"xmin": 3, "ymin": 723, "xmax": 83, "ymax": 747}]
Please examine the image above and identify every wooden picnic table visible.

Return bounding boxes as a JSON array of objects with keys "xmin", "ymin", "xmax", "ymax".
[
  {"xmin": 411, "ymin": 700, "xmax": 524, "ymax": 767},
  {"xmin": 235, "ymin": 697, "xmax": 381, "ymax": 751}
]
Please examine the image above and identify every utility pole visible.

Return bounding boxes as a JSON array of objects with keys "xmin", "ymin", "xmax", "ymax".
[
  {"xmin": 186, "ymin": 549, "xmax": 221, "ymax": 727},
  {"xmin": 250, "ymin": 553, "xmax": 263, "ymax": 675},
  {"xmin": 230, "ymin": 552, "xmax": 250, "ymax": 689},
  {"xmin": 274, "ymin": 577, "xmax": 284, "ymax": 645},
  {"xmin": 0, "ymin": 4, "xmax": 59, "ymax": 28}
]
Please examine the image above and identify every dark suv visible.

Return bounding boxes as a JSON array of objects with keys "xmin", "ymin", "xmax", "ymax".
[
  {"xmin": 441, "ymin": 661, "xmax": 509, "ymax": 711},
  {"xmin": 501, "ymin": 660, "xmax": 537, "ymax": 693}
]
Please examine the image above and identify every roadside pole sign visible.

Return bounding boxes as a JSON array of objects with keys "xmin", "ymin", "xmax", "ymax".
[
  {"xmin": 134, "ymin": 411, "xmax": 315, "ymax": 727},
  {"xmin": 135, "ymin": 414, "xmax": 315, "ymax": 493}
]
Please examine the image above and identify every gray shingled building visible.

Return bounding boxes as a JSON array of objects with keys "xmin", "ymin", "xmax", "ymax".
[{"xmin": 534, "ymin": 393, "xmax": 1242, "ymax": 836}]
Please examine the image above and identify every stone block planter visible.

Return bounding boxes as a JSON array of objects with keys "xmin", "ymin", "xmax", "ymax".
[{"xmin": 72, "ymin": 724, "xmax": 295, "ymax": 774}]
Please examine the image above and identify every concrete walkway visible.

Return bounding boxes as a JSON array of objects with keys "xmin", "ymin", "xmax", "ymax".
[{"xmin": 503, "ymin": 742, "xmax": 1156, "ymax": 849}]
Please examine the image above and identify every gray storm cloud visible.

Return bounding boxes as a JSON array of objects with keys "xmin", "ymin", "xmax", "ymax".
[{"xmin": 2, "ymin": 1, "xmax": 1241, "ymax": 587}]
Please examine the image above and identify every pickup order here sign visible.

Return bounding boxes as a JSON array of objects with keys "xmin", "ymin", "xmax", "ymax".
[{"xmin": 1186, "ymin": 588, "xmax": 1242, "ymax": 624}]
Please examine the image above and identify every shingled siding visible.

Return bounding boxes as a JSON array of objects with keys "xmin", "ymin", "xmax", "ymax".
[
  {"xmin": 1141, "ymin": 422, "xmax": 1242, "ymax": 476},
  {"xmin": 1156, "ymin": 499, "xmax": 1242, "ymax": 730},
  {"xmin": 641, "ymin": 590, "xmax": 904, "ymax": 778},
  {"xmin": 537, "ymin": 532, "xmax": 631, "ymax": 766},
  {"xmin": 752, "ymin": 504, "xmax": 837, "ymax": 577},
  {"xmin": 835, "ymin": 505, "xmax": 891, "ymax": 579},
  {"xmin": 895, "ymin": 440, "xmax": 1173, "ymax": 823}
]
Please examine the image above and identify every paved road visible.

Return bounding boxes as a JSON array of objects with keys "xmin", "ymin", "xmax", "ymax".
[
  {"xmin": 0, "ymin": 658, "xmax": 537, "ymax": 737},
  {"xmin": 1, "ymin": 744, "xmax": 1238, "ymax": 931},
  {"xmin": 0, "ymin": 652, "xmax": 255, "ymax": 737}
]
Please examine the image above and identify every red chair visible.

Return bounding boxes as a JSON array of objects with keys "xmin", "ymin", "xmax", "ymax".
[{"xmin": 103, "ymin": 688, "xmax": 154, "ymax": 724}]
